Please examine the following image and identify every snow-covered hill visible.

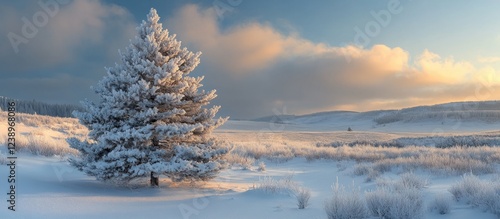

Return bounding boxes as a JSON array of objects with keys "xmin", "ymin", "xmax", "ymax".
[
  {"xmin": 241, "ymin": 101, "xmax": 500, "ymax": 133},
  {"xmin": 1, "ymin": 101, "xmax": 500, "ymax": 218}
]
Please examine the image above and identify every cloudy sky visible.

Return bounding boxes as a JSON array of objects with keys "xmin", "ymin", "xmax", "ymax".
[{"xmin": 2, "ymin": 0, "xmax": 500, "ymax": 119}]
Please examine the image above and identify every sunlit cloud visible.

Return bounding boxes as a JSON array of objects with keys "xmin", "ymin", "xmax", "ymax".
[
  {"xmin": 478, "ymin": 56, "xmax": 500, "ymax": 64},
  {"xmin": 167, "ymin": 5, "xmax": 331, "ymax": 75},
  {"xmin": 167, "ymin": 4, "xmax": 500, "ymax": 118},
  {"xmin": 2, "ymin": 2, "xmax": 499, "ymax": 119},
  {"xmin": 411, "ymin": 49, "xmax": 474, "ymax": 85}
]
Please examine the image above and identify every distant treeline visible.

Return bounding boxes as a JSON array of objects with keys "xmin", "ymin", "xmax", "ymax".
[{"xmin": 0, "ymin": 96, "xmax": 84, "ymax": 118}]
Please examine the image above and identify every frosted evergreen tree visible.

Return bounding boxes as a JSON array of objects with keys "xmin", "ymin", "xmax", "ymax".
[{"xmin": 68, "ymin": 8, "xmax": 228, "ymax": 186}]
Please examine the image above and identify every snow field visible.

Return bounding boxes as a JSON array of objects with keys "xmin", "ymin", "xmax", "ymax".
[{"xmin": 1, "ymin": 112, "xmax": 500, "ymax": 218}]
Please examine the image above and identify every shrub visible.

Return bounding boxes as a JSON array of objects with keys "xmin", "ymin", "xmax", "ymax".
[
  {"xmin": 324, "ymin": 182, "xmax": 368, "ymax": 219},
  {"xmin": 449, "ymin": 173, "xmax": 500, "ymax": 216},
  {"xmin": 224, "ymin": 153, "xmax": 255, "ymax": 170},
  {"xmin": 428, "ymin": 194, "xmax": 452, "ymax": 214},
  {"xmin": 294, "ymin": 187, "xmax": 311, "ymax": 209},
  {"xmin": 365, "ymin": 169, "xmax": 381, "ymax": 182},
  {"xmin": 365, "ymin": 188, "xmax": 393, "ymax": 218},
  {"xmin": 353, "ymin": 163, "xmax": 372, "ymax": 176},
  {"xmin": 448, "ymin": 173, "xmax": 483, "ymax": 203},
  {"xmin": 390, "ymin": 188, "xmax": 424, "ymax": 219},
  {"xmin": 366, "ymin": 174, "xmax": 425, "ymax": 219},
  {"xmin": 396, "ymin": 172, "xmax": 428, "ymax": 190},
  {"xmin": 256, "ymin": 174, "xmax": 298, "ymax": 195},
  {"xmin": 366, "ymin": 187, "xmax": 424, "ymax": 219},
  {"xmin": 258, "ymin": 161, "xmax": 266, "ymax": 172}
]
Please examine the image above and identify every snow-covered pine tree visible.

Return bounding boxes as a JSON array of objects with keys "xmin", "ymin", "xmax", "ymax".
[{"xmin": 68, "ymin": 8, "xmax": 228, "ymax": 186}]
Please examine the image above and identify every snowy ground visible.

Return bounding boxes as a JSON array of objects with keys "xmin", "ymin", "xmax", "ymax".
[
  {"xmin": 0, "ymin": 154, "xmax": 498, "ymax": 219},
  {"xmin": 1, "ymin": 112, "xmax": 500, "ymax": 218}
]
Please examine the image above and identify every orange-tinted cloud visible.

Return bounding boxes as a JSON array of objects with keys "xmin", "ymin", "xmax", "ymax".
[
  {"xmin": 478, "ymin": 56, "xmax": 500, "ymax": 63},
  {"xmin": 167, "ymin": 5, "xmax": 331, "ymax": 75},
  {"xmin": 412, "ymin": 49, "xmax": 474, "ymax": 85},
  {"xmin": 166, "ymin": 4, "xmax": 500, "ymax": 118}
]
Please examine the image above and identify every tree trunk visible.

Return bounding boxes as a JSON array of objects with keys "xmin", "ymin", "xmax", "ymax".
[
  {"xmin": 151, "ymin": 136, "xmax": 160, "ymax": 187},
  {"xmin": 150, "ymin": 172, "xmax": 159, "ymax": 187},
  {"xmin": 152, "ymin": 136, "xmax": 160, "ymax": 147}
]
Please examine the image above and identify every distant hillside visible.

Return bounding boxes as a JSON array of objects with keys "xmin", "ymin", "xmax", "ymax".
[
  {"xmin": 253, "ymin": 101, "xmax": 500, "ymax": 128},
  {"xmin": 374, "ymin": 101, "xmax": 500, "ymax": 124},
  {"xmin": 0, "ymin": 96, "xmax": 83, "ymax": 118},
  {"xmin": 254, "ymin": 110, "xmax": 392, "ymax": 123}
]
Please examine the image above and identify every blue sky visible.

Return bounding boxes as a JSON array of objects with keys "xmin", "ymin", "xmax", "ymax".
[{"xmin": 2, "ymin": 0, "xmax": 500, "ymax": 118}]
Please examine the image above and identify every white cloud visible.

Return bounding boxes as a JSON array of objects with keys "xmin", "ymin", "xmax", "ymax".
[
  {"xmin": 167, "ymin": 5, "xmax": 331, "ymax": 75},
  {"xmin": 3, "ymin": 2, "xmax": 498, "ymax": 118},
  {"xmin": 166, "ymin": 4, "xmax": 500, "ymax": 118},
  {"xmin": 478, "ymin": 56, "xmax": 500, "ymax": 64}
]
